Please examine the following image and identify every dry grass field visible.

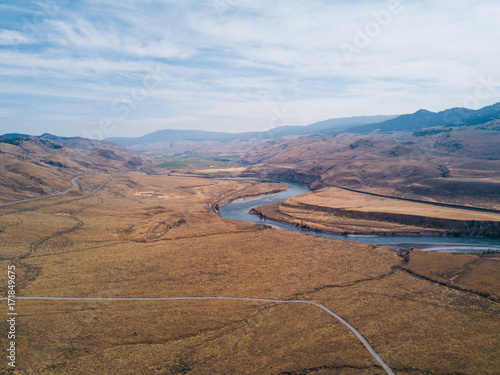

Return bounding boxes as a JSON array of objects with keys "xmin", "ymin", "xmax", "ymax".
[
  {"xmin": 291, "ymin": 188, "xmax": 500, "ymax": 222},
  {"xmin": 403, "ymin": 249, "xmax": 500, "ymax": 298},
  {"xmin": 0, "ymin": 173, "xmax": 499, "ymax": 374},
  {"xmin": 253, "ymin": 187, "xmax": 500, "ymax": 236},
  {"xmin": 195, "ymin": 167, "xmax": 248, "ymax": 175}
]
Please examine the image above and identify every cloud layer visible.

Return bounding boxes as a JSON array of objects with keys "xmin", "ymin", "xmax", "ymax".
[{"xmin": 1, "ymin": 0, "xmax": 499, "ymax": 138}]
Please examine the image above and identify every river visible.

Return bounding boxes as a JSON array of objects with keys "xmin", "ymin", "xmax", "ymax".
[{"xmin": 219, "ymin": 180, "xmax": 500, "ymax": 254}]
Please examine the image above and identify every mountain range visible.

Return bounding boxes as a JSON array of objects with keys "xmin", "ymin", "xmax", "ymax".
[
  {"xmin": 103, "ymin": 102, "xmax": 500, "ymax": 148},
  {"xmin": 3, "ymin": 102, "xmax": 499, "ymax": 153},
  {"xmin": 104, "ymin": 114, "xmax": 397, "ymax": 147},
  {"xmin": 2, "ymin": 101, "xmax": 499, "ymax": 208},
  {"xmin": 349, "ymin": 102, "xmax": 500, "ymax": 133}
]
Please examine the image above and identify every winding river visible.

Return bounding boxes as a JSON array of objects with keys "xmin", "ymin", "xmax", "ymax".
[{"xmin": 219, "ymin": 180, "xmax": 500, "ymax": 254}]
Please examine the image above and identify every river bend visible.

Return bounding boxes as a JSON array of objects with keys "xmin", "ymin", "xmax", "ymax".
[{"xmin": 219, "ymin": 180, "xmax": 500, "ymax": 254}]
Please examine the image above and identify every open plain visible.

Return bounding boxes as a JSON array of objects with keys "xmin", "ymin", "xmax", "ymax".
[{"xmin": 1, "ymin": 172, "xmax": 499, "ymax": 374}]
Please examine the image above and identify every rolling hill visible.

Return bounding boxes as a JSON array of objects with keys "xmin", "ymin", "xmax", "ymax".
[
  {"xmin": 0, "ymin": 134, "xmax": 147, "ymax": 203},
  {"xmin": 242, "ymin": 120, "xmax": 500, "ymax": 209}
]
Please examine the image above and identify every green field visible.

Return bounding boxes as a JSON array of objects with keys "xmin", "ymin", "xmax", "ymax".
[
  {"xmin": 154, "ymin": 155, "xmax": 242, "ymax": 169},
  {"xmin": 155, "ymin": 159, "xmax": 205, "ymax": 168}
]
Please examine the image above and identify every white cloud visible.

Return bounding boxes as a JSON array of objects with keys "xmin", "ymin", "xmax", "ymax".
[
  {"xmin": 1, "ymin": 0, "xmax": 500, "ymax": 136},
  {"xmin": 46, "ymin": 18, "xmax": 192, "ymax": 60},
  {"xmin": 0, "ymin": 29, "xmax": 33, "ymax": 45}
]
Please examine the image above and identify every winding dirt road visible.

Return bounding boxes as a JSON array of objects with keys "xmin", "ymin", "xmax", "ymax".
[
  {"xmin": 1, "ymin": 174, "xmax": 396, "ymax": 374},
  {"xmin": 2, "ymin": 295, "xmax": 396, "ymax": 375},
  {"xmin": 0, "ymin": 175, "xmax": 83, "ymax": 207}
]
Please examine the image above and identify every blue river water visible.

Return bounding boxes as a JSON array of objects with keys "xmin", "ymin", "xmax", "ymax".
[{"xmin": 219, "ymin": 180, "xmax": 500, "ymax": 254}]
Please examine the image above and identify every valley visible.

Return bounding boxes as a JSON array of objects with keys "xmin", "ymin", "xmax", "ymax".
[
  {"xmin": 1, "ymin": 103, "xmax": 500, "ymax": 374},
  {"xmin": 1, "ymin": 171, "xmax": 499, "ymax": 374},
  {"xmin": 4, "ymin": 2, "xmax": 500, "ymax": 374}
]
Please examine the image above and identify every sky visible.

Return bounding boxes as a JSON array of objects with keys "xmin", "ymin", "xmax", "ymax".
[{"xmin": 0, "ymin": 0, "xmax": 499, "ymax": 139}]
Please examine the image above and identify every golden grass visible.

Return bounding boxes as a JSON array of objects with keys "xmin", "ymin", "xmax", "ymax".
[
  {"xmin": 292, "ymin": 187, "xmax": 500, "ymax": 222},
  {"xmin": 404, "ymin": 249, "xmax": 500, "ymax": 297},
  {"xmin": 256, "ymin": 202, "xmax": 444, "ymax": 235},
  {"xmin": 0, "ymin": 172, "xmax": 498, "ymax": 374},
  {"xmin": 195, "ymin": 167, "xmax": 247, "ymax": 174}
]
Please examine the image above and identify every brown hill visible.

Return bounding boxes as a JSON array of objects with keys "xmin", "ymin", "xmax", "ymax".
[
  {"xmin": 0, "ymin": 136, "xmax": 147, "ymax": 203},
  {"xmin": 243, "ymin": 122, "xmax": 500, "ymax": 209}
]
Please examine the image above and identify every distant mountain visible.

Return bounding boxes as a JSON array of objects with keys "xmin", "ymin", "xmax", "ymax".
[
  {"xmin": 348, "ymin": 102, "xmax": 500, "ymax": 133},
  {"xmin": 38, "ymin": 133, "xmax": 127, "ymax": 151},
  {"xmin": 105, "ymin": 115, "xmax": 397, "ymax": 147},
  {"xmin": 1, "ymin": 133, "xmax": 32, "ymax": 138},
  {"xmin": 260, "ymin": 115, "xmax": 397, "ymax": 138},
  {"xmin": 106, "ymin": 129, "xmax": 239, "ymax": 147},
  {"xmin": 104, "ymin": 102, "xmax": 500, "ymax": 150}
]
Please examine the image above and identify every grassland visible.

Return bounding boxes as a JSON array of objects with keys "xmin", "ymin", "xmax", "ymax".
[
  {"xmin": 0, "ymin": 173, "xmax": 498, "ymax": 374},
  {"xmin": 293, "ymin": 188, "xmax": 500, "ymax": 221},
  {"xmin": 195, "ymin": 167, "xmax": 247, "ymax": 175},
  {"xmin": 155, "ymin": 159, "xmax": 205, "ymax": 168},
  {"xmin": 153, "ymin": 155, "xmax": 245, "ymax": 176},
  {"xmin": 403, "ymin": 249, "xmax": 500, "ymax": 299},
  {"xmin": 214, "ymin": 154, "xmax": 242, "ymax": 160}
]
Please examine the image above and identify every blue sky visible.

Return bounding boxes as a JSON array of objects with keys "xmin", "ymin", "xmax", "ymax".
[{"xmin": 0, "ymin": 0, "xmax": 499, "ymax": 139}]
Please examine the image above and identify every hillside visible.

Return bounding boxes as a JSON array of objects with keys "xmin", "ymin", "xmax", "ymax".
[
  {"xmin": 0, "ymin": 135, "xmax": 147, "ymax": 203},
  {"xmin": 349, "ymin": 102, "xmax": 500, "ymax": 134},
  {"xmin": 242, "ymin": 121, "xmax": 500, "ymax": 209}
]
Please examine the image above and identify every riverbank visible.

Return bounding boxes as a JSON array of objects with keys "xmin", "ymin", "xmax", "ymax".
[
  {"xmin": 249, "ymin": 185, "xmax": 500, "ymax": 239},
  {"xmin": 250, "ymin": 205, "xmax": 500, "ymax": 255},
  {"xmin": 219, "ymin": 179, "xmax": 500, "ymax": 253}
]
